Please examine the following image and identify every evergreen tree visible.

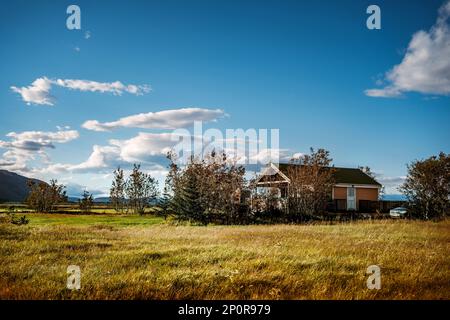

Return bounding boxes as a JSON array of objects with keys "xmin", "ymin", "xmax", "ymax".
[{"xmin": 177, "ymin": 164, "xmax": 205, "ymax": 224}]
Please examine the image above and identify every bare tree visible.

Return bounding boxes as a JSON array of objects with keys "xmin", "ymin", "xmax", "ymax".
[
  {"xmin": 26, "ymin": 179, "xmax": 67, "ymax": 213},
  {"xmin": 287, "ymin": 148, "xmax": 335, "ymax": 219}
]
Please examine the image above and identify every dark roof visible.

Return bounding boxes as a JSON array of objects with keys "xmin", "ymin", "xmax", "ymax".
[{"xmin": 277, "ymin": 164, "xmax": 381, "ymax": 186}]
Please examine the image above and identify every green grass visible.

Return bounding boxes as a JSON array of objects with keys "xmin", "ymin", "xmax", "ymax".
[
  {"xmin": 0, "ymin": 203, "xmax": 160, "ymax": 215},
  {"xmin": 26, "ymin": 213, "xmax": 163, "ymax": 227},
  {"xmin": 0, "ymin": 214, "xmax": 449, "ymax": 299}
]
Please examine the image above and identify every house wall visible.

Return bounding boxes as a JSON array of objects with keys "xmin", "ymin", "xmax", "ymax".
[
  {"xmin": 333, "ymin": 187, "xmax": 347, "ymax": 199},
  {"xmin": 356, "ymin": 187, "xmax": 378, "ymax": 202},
  {"xmin": 333, "ymin": 186, "xmax": 379, "ymax": 211},
  {"xmin": 333, "ymin": 186, "xmax": 378, "ymax": 200}
]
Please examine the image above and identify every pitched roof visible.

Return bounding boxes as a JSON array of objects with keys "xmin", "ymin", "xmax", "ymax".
[{"xmin": 277, "ymin": 163, "xmax": 381, "ymax": 186}]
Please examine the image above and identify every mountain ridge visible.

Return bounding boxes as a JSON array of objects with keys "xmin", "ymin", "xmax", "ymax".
[{"xmin": 0, "ymin": 170, "xmax": 46, "ymax": 203}]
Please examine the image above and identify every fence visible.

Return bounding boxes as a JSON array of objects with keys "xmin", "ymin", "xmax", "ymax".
[{"xmin": 328, "ymin": 200, "xmax": 407, "ymax": 213}]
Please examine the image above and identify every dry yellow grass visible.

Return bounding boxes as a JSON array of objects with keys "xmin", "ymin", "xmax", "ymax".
[{"xmin": 0, "ymin": 214, "xmax": 449, "ymax": 299}]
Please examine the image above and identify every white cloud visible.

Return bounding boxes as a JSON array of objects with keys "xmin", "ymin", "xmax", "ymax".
[
  {"xmin": 31, "ymin": 132, "xmax": 179, "ymax": 176},
  {"xmin": 220, "ymin": 147, "xmax": 292, "ymax": 166},
  {"xmin": 291, "ymin": 152, "xmax": 305, "ymax": 160},
  {"xmin": 11, "ymin": 77, "xmax": 54, "ymax": 106},
  {"xmin": 11, "ymin": 77, "xmax": 151, "ymax": 106},
  {"xmin": 0, "ymin": 129, "xmax": 79, "ymax": 151},
  {"xmin": 365, "ymin": 0, "xmax": 450, "ymax": 98},
  {"xmin": 0, "ymin": 129, "xmax": 79, "ymax": 173},
  {"xmin": 110, "ymin": 132, "xmax": 178, "ymax": 163},
  {"xmin": 375, "ymin": 175, "xmax": 407, "ymax": 194},
  {"xmin": 84, "ymin": 31, "xmax": 91, "ymax": 39},
  {"xmin": 54, "ymin": 79, "xmax": 150, "ymax": 95},
  {"xmin": 82, "ymin": 108, "xmax": 226, "ymax": 131},
  {"xmin": 71, "ymin": 145, "xmax": 122, "ymax": 172}
]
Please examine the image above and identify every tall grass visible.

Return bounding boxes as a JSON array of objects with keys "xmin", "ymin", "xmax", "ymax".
[{"xmin": 0, "ymin": 214, "xmax": 448, "ymax": 299}]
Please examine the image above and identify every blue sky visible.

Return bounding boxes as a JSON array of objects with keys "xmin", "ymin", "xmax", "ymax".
[{"xmin": 0, "ymin": 0, "xmax": 449, "ymax": 196}]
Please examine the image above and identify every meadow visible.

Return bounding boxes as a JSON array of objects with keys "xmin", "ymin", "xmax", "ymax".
[{"xmin": 0, "ymin": 214, "xmax": 449, "ymax": 299}]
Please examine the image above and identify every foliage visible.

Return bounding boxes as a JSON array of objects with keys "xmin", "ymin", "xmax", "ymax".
[
  {"xmin": 158, "ymin": 153, "xmax": 178, "ymax": 219},
  {"xmin": 286, "ymin": 148, "xmax": 335, "ymax": 219},
  {"xmin": 400, "ymin": 152, "xmax": 449, "ymax": 220},
  {"xmin": 125, "ymin": 164, "xmax": 159, "ymax": 215},
  {"xmin": 9, "ymin": 214, "xmax": 29, "ymax": 225},
  {"xmin": 167, "ymin": 151, "xmax": 246, "ymax": 225},
  {"xmin": 110, "ymin": 167, "xmax": 126, "ymax": 213},
  {"xmin": 26, "ymin": 179, "xmax": 67, "ymax": 213},
  {"xmin": 0, "ymin": 207, "xmax": 29, "ymax": 225},
  {"xmin": 78, "ymin": 190, "xmax": 94, "ymax": 213}
]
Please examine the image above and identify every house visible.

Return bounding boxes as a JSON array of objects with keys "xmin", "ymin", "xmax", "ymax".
[{"xmin": 254, "ymin": 163, "xmax": 382, "ymax": 211}]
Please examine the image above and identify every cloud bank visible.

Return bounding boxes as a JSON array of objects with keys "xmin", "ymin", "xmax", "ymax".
[{"xmin": 0, "ymin": 129, "xmax": 79, "ymax": 172}]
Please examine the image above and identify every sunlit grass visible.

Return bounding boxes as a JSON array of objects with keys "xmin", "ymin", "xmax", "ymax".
[
  {"xmin": 25, "ymin": 213, "xmax": 163, "ymax": 226},
  {"xmin": 0, "ymin": 214, "xmax": 448, "ymax": 299}
]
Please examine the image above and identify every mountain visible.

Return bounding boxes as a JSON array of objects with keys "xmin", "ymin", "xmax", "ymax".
[{"xmin": 0, "ymin": 170, "xmax": 46, "ymax": 203}]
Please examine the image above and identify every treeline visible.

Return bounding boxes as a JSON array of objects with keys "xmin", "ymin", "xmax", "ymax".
[
  {"xmin": 24, "ymin": 149, "xmax": 449, "ymax": 223},
  {"xmin": 109, "ymin": 164, "xmax": 158, "ymax": 215},
  {"xmin": 144, "ymin": 148, "xmax": 342, "ymax": 224},
  {"xmin": 161, "ymin": 151, "xmax": 247, "ymax": 224}
]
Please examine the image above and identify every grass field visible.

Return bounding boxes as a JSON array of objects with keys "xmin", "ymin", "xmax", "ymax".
[{"xmin": 0, "ymin": 214, "xmax": 449, "ymax": 299}]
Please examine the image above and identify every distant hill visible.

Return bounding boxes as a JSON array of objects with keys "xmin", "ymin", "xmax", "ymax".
[
  {"xmin": 67, "ymin": 196, "xmax": 111, "ymax": 203},
  {"xmin": 93, "ymin": 197, "xmax": 111, "ymax": 203},
  {"xmin": 0, "ymin": 170, "xmax": 46, "ymax": 203}
]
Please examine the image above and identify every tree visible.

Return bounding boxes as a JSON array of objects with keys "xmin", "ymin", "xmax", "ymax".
[
  {"xmin": 168, "ymin": 150, "xmax": 246, "ymax": 225},
  {"xmin": 79, "ymin": 190, "xmax": 94, "ymax": 213},
  {"xmin": 176, "ymin": 163, "xmax": 205, "ymax": 223},
  {"xmin": 26, "ymin": 179, "xmax": 67, "ymax": 213},
  {"xmin": 110, "ymin": 166, "xmax": 126, "ymax": 213},
  {"xmin": 159, "ymin": 182, "xmax": 173, "ymax": 220},
  {"xmin": 399, "ymin": 152, "xmax": 449, "ymax": 220},
  {"xmin": 159, "ymin": 153, "xmax": 178, "ymax": 219},
  {"xmin": 125, "ymin": 164, "xmax": 159, "ymax": 215},
  {"xmin": 287, "ymin": 148, "xmax": 335, "ymax": 219}
]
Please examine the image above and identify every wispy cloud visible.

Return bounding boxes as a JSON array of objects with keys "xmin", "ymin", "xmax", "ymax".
[
  {"xmin": 84, "ymin": 31, "xmax": 91, "ymax": 39},
  {"xmin": 82, "ymin": 108, "xmax": 226, "ymax": 131},
  {"xmin": 11, "ymin": 77, "xmax": 151, "ymax": 106},
  {"xmin": 365, "ymin": 0, "xmax": 450, "ymax": 98}
]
